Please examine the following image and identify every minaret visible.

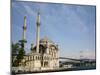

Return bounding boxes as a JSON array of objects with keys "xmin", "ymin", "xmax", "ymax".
[
  {"xmin": 36, "ymin": 12, "xmax": 40, "ymax": 53},
  {"xmin": 23, "ymin": 16, "xmax": 27, "ymax": 41},
  {"xmin": 19, "ymin": 16, "xmax": 27, "ymax": 49}
]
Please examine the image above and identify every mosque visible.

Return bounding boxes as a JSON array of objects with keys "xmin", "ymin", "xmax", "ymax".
[{"xmin": 15, "ymin": 12, "xmax": 59, "ymax": 72}]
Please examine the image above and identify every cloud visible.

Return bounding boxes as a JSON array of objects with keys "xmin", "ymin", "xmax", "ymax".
[
  {"xmin": 60, "ymin": 48, "xmax": 95, "ymax": 59},
  {"xmin": 12, "ymin": 2, "xmax": 25, "ymax": 16},
  {"xmin": 23, "ymin": 5, "xmax": 35, "ymax": 15},
  {"xmin": 82, "ymin": 50, "xmax": 95, "ymax": 59},
  {"xmin": 66, "ymin": 8, "xmax": 88, "ymax": 33},
  {"xmin": 74, "ymin": 49, "xmax": 95, "ymax": 59}
]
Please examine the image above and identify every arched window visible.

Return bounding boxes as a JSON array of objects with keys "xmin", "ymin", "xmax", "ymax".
[
  {"xmin": 33, "ymin": 56, "xmax": 34, "ymax": 60},
  {"xmin": 44, "ymin": 61, "xmax": 48, "ymax": 67},
  {"xmin": 36, "ymin": 56, "xmax": 37, "ymax": 60},
  {"xmin": 30, "ymin": 56, "xmax": 31, "ymax": 60},
  {"xmin": 38, "ymin": 56, "xmax": 40, "ymax": 60},
  {"xmin": 28, "ymin": 56, "xmax": 30, "ymax": 61}
]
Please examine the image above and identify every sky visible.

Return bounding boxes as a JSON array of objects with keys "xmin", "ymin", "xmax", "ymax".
[{"xmin": 11, "ymin": 1, "xmax": 96, "ymax": 59}]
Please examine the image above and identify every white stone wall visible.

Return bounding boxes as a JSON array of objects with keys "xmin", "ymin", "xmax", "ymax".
[{"xmin": 15, "ymin": 39, "xmax": 59, "ymax": 72}]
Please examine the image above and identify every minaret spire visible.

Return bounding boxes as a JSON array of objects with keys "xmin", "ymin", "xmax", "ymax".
[
  {"xmin": 19, "ymin": 16, "xmax": 27, "ymax": 47},
  {"xmin": 37, "ymin": 12, "xmax": 40, "ymax": 26},
  {"xmin": 19, "ymin": 16, "xmax": 27, "ymax": 54},
  {"xmin": 23, "ymin": 16, "xmax": 27, "ymax": 41},
  {"xmin": 36, "ymin": 12, "xmax": 40, "ymax": 53}
]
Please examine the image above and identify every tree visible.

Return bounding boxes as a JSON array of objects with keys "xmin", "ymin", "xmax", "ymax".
[
  {"xmin": 17, "ymin": 48, "xmax": 25, "ymax": 62},
  {"xmin": 12, "ymin": 42, "xmax": 20, "ymax": 55},
  {"xmin": 12, "ymin": 42, "xmax": 20, "ymax": 66},
  {"xmin": 12, "ymin": 41, "xmax": 26, "ymax": 67},
  {"xmin": 16, "ymin": 40, "xmax": 26, "ymax": 66}
]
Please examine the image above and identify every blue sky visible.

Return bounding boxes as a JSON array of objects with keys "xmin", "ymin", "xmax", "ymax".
[{"xmin": 12, "ymin": 1, "xmax": 96, "ymax": 59}]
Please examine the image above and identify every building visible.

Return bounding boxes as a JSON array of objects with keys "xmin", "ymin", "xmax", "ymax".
[
  {"xmin": 12, "ymin": 12, "xmax": 59, "ymax": 72},
  {"xmin": 21, "ymin": 37, "xmax": 59, "ymax": 71}
]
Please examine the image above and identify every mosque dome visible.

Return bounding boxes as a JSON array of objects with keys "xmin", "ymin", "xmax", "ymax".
[{"xmin": 40, "ymin": 36, "xmax": 54, "ymax": 44}]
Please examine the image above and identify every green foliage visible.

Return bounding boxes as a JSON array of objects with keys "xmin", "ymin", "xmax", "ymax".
[
  {"xmin": 12, "ymin": 42, "xmax": 20, "ymax": 55},
  {"xmin": 12, "ymin": 42, "xmax": 20, "ymax": 66},
  {"xmin": 16, "ymin": 48, "xmax": 25, "ymax": 62},
  {"xmin": 12, "ymin": 41, "xmax": 26, "ymax": 67}
]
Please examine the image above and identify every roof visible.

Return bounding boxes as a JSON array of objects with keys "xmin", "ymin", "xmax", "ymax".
[{"xmin": 40, "ymin": 36, "xmax": 54, "ymax": 44}]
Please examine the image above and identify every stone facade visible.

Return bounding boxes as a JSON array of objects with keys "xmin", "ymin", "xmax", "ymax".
[{"xmin": 19, "ymin": 37, "xmax": 59, "ymax": 71}]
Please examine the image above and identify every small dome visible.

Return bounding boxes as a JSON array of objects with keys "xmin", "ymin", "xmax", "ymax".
[{"xmin": 40, "ymin": 36, "xmax": 54, "ymax": 44}]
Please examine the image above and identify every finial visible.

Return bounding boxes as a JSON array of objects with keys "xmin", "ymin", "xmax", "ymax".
[
  {"xmin": 37, "ymin": 11, "xmax": 40, "ymax": 25},
  {"xmin": 24, "ymin": 16, "xmax": 26, "ymax": 19},
  {"xmin": 24, "ymin": 16, "xmax": 27, "ymax": 27}
]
